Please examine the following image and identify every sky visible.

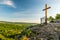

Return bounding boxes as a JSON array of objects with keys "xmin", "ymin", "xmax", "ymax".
[{"xmin": 0, "ymin": 0, "xmax": 60, "ymax": 23}]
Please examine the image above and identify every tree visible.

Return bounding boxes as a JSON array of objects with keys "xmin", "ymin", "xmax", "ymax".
[
  {"xmin": 55, "ymin": 14, "xmax": 60, "ymax": 19},
  {"xmin": 48, "ymin": 16, "xmax": 54, "ymax": 21}
]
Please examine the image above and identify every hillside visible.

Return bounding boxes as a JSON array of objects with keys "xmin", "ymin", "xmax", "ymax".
[{"xmin": 0, "ymin": 21, "xmax": 37, "ymax": 40}]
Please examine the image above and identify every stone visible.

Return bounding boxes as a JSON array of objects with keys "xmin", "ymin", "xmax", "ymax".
[{"xmin": 16, "ymin": 22, "xmax": 60, "ymax": 40}]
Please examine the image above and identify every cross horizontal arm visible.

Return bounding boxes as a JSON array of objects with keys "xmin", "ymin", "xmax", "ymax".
[{"xmin": 43, "ymin": 7, "xmax": 51, "ymax": 11}]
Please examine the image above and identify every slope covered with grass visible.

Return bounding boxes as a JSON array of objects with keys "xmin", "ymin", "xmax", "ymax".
[{"xmin": 0, "ymin": 21, "xmax": 36, "ymax": 40}]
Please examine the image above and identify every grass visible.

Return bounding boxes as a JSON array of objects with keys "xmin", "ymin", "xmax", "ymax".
[{"xmin": 0, "ymin": 21, "xmax": 36, "ymax": 40}]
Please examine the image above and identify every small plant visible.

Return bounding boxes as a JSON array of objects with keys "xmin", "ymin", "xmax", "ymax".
[{"xmin": 40, "ymin": 23, "xmax": 44, "ymax": 27}]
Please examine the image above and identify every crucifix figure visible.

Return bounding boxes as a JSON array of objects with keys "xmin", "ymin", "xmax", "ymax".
[{"xmin": 43, "ymin": 4, "xmax": 51, "ymax": 24}]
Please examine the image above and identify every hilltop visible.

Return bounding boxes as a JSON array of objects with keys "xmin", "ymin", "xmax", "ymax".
[{"xmin": 16, "ymin": 22, "xmax": 60, "ymax": 40}]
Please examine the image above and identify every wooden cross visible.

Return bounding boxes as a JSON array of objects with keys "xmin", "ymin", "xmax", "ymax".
[{"xmin": 43, "ymin": 4, "xmax": 51, "ymax": 24}]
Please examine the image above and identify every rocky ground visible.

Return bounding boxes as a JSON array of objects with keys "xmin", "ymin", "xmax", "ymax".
[
  {"xmin": 28, "ymin": 23, "xmax": 60, "ymax": 40},
  {"xmin": 16, "ymin": 23, "xmax": 60, "ymax": 40}
]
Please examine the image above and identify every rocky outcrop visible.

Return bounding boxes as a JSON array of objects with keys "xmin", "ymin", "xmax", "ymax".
[
  {"xmin": 16, "ymin": 23, "xmax": 60, "ymax": 40},
  {"xmin": 27, "ymin": 23, "xmax": 60, "ymax": 40}
]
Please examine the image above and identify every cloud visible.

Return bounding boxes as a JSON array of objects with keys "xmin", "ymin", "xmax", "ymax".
[{"xmin": 0, "ymin": 0, "xmax": 16, "ymax": 8}]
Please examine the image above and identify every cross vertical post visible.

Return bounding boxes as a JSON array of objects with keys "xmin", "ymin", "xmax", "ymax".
[
  {"xmin": 45, "ymin": 4, "xmax": 48, "ymax": 24},
  {"xmin": 43, "ymin": 4, "xmax": 51, "ymax": 24}
]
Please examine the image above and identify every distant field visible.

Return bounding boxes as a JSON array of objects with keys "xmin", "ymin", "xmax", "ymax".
[{"xmin": 0, "ymin": 21, "xmax": 37, "ymax": 40}]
